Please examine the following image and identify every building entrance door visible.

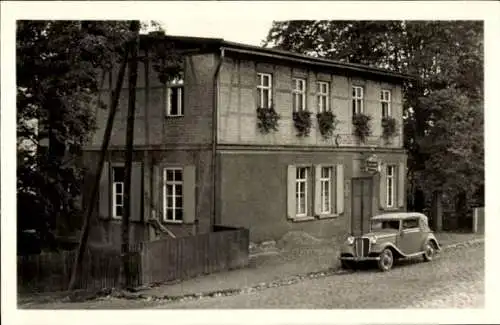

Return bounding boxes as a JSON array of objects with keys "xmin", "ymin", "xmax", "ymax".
[{"xmin": 351, "ymin": 177, "xmax": 373, "ymax": 235}]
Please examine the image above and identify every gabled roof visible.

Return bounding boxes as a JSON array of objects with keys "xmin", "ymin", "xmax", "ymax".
[{"xmin": 141, "ymin": 34, "xmax": 415, "ymax": 83}]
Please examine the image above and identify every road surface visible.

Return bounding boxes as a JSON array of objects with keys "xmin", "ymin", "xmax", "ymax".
[{"xmin": 160, "ymin": 243, "xmax": 484, "ymax": 309}]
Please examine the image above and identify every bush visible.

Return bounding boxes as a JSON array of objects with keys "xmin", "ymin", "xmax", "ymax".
[
  {"xmin": 352, "ymin": 113, "xmax": 372, "ymax": 143},
  {"xmin": 256, "ymin": 106, "xmax": 280, "ymax": 134},
  {"xmin": 316, "ymin": 111, "xmax": 338, "ymax": 139},
  {"xmin": 293, "ymin": 110, "xmax": 312, "ymax": 137},
  {"xmin": 381, "ymin": 116, "xmax": 397, "ymax": 141}
]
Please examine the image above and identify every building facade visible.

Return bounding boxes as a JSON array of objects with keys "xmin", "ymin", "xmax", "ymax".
[{"xmin": 83, "ymin": 35, "xmax": 409, "ymax": 246}]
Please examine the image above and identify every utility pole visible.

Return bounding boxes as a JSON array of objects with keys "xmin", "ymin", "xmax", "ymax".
[
  {"xmin": 121, "ymin": 20, "xmax": 140, "ymax": 289},
  {"xmin": 68, "ymin": 45, "xmax": 130, "ymax": 291}
]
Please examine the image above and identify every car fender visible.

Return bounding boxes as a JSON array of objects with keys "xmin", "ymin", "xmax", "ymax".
[
  {"xmin": 423, "ymin": 233, "xmax": 441, "ymax": 251},
  {"xmin": 371, "ymin": 242, "xmax": 408, "ymax": 258}
]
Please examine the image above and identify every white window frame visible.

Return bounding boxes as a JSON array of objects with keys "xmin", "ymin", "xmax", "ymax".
[
  {"xmin": 381, "ymin": 89, "xmax": 391, "ymax": 117},
  {"xmin": 257, "ymin": 73, "xmax": 272, "ymax": 108},
  {"xmin": 352, "ymin": 86, "xmax": 364, "ymax": 115},
  {"xmin": 163, "ymin": 167, "xmax": 183, "ymax": 223},
  {"xmin": 295, "ymin": 167, "xmax": 309, "ymax": 217},
  {"xmin": 317, "ymin": 81, "xmax": 330, "ymax": 113},
  {"xmin": 320, "ymin": 166, "xmax": 332, "ymax": 214},
  {"xmin": 386, "ymin": 165, "xmax": 396, "ymax": 208},
  {"xmin": 111, "ymin": 166, "xmax": 124, "ymax": 219},
  {"xmin": 166, "ymin": 77, "xmax": 184, "ymax": 117},
  {"xmin": 292, "ymin": 78, "xmax": 307, "ymax": 112}
]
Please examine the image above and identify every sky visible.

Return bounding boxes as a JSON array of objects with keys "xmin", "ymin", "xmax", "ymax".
[
  {"xmin": 163, "ymin": 19, "xmax": 273, "ymax": 46},
  {"xmin": 149, "ymin": 18, "xmax": 273, "ymax": 46}
]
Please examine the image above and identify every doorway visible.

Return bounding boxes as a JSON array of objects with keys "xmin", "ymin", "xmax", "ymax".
[{"xmin": 351, "ymin": 177, "xmax": 374, "ymax": 235}]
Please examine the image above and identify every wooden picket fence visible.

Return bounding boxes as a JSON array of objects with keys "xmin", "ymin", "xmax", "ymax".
[
  {"xmin": 17, "ymin": 226, "xmax": 249, "ymax": 294},
  {"xmin": 17, "ymin": 246, "xmax": 142, "ymax": 293}
]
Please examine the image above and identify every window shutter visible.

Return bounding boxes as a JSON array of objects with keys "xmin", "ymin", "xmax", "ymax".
[
  {"xmin": 314, "ymin": 165, "xmax": 322, "ymax": 216},
  {"xmin": 183, "ymin": 165, "xmax": 196, "ymax": 224},
  {"xmin": 398, "ymin": 162, "xmax": 405, "ymax": 208},
  {"xmin": 130, "ymin": 162, "xmax": 143, "ymax": 222},
  {"xmin": 287, "ymin": 165, "xmax": 296, "ymax": 219},
  {"xmin": 335, "ymin": 164, "xmax": 344, "ymax": 214},
  {"xmin": 99, "ymin": 162, "xmax": 110, "ymax": 219},
  {"xmin": 152, "ymin": 165, "xmax": 162, "ymax": 221},
  {"xmin": 379, "ymin": 164, "xmax": 387, "ymax": 209},
  {"xmin": 166, "ymin": 87, "xmax": 171, "ymax": 116}
]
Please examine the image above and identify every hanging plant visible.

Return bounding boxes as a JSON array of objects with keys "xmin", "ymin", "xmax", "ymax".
[
  {"xmin": 316, "ymin": 111, "xmax": 338, "ymax": 139},
  {"xmin": 381, "ymin": 116, "xmax": 397, "ymax": 141},
  {"xmin": 293, "ymin": 110, "xmax": 312, "ymax": 137},
  {"xmin": 256, "ymin": 106, "xmax": 280, "ymax": 134},
  {"xmin": 352, "ymin": 113, "xmax": 372, "ymax": 143}
]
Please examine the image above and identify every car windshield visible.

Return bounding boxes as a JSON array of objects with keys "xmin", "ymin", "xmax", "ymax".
[{"xmin": 371, "ymin": 220, "xmax": 400, "ymax": 232}]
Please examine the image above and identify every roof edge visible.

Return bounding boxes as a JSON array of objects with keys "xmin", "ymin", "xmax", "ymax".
[{"xmin": 142, "ymin": 33, "xmax": 417, "ymax": 82}]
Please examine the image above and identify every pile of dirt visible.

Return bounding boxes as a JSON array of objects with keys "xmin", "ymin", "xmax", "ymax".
[{"xmin": 276, "ymin": 231, "xmax": 325, "ymax": 249}]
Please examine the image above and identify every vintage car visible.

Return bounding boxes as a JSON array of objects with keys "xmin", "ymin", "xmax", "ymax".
[{"xmin": 339, "ymin": 212, "xmax": 441, "ymax": 271}]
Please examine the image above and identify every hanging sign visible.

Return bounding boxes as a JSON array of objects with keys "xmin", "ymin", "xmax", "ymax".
[{"xmin": 365, "ymin": 154, "xmax": 380, "ymax": 173}]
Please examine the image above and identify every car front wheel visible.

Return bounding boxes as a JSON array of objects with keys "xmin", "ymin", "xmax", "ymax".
[
  {"xmin": 423, "ymin": 241, "xmax": 435, "ymax": 262},
  {"xmin": 378, "ymin": 248, "xmax": 394, "ymax": 272}
]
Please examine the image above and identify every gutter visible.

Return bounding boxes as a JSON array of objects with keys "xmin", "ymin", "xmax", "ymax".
[
  {"xmin": 222, "ymin": 47, "xmax": 415, "ymax": 82},
  {"xmin": 211, "ymin": 47, "xmax": 225, "ymax": 229}
]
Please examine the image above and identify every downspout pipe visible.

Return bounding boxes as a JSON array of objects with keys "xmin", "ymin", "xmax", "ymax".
[{"xmin": 211, "ymin": 47, "xmax": 225, "ymax": 230}]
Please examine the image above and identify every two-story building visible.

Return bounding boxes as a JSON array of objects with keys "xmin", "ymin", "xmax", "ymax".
[{"xmin": 83, "ymin": 34, "xmax": 409, "ymax": 246}]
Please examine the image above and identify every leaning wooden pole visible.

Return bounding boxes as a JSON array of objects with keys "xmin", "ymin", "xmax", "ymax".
[
  {"xmin": 121, "ymin": 20, "xmax": 140, "ymax": 289},
  {"xmin": 68, "ymin": 47, "xmax": 130, "ymax": 291}
]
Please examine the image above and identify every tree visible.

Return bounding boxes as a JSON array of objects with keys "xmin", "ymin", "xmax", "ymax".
[
  {"xmin": 16, "ymin": 21, "xmax": 132, "ymax": 252},
  {"xmin": 264, "ymin": 21, "xmax": 484, "ymax": 220}
]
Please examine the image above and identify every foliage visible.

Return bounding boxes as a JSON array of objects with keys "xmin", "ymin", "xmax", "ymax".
[
  {"xmin": 352, "ymin": 113, "xmax": 372, "ymax": 143},
  {"xmin": 16, "ymin": 21, "xmax": 133, "ymax": 250},
  {"xmin": 147, "ymin": 31, "xmax": 184, "ymax": 84},
  {"xmin": 256, "ymin": 106, "xmax": 280, "ymax": 134},
  {"xmin": 292, "ymin": 110, "xmax": 312, "ymax": 137},
  {"xmin": 264, "ymin": 20, "xmax": 484, "ymax": 212},
  {"xmin": 416, "ymin": 87, "xmax": 483, "ymax": 201},
  {"xmin": 316, "ymin": 111, "xmax": 338, "ymax": 139},
  {"xmin": 381, "ymin": 116, "xmax": 397, "ymax": 141}
]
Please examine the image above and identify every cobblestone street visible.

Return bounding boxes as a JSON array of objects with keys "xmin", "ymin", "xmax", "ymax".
[
  {"xmin": 159, "ymin": 242, "xmax": 484, "ymax": 309},
  {"xmin": 22, "ymin": 241, "xmax": 484, "ymax": 309}
]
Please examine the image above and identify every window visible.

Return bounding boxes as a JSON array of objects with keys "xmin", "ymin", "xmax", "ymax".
[
  {"xmin": 288, "ymin": 164, "xmax": 344, "ymax": 220},
  {"xmin": 257, "ymin": 73, "xmax": 272, "ymax": 108},
  {"xmin": 386, "ymin": 165, "xmax": 396, "ymax": 208},
  {"xmin": 292, "ymin": 78, "xmax": 307, "ymax": 111},
  {"xmin": 352, "ymin": 86, "xmax": 364, "ymax": 115},
  {"xmin": 402, "ymin": 218, "xmax": 419, "ymax": 229},
  {"xmin": 320, "ymin": 167, "xmax": 332, "ymax": 214},
  {"xmin": 317, "ymin": 81, "xmax": 330, "ymax": 112},
  {"xmin": 295, "ymin": 167, "xmax": 309, "ymax": 217},
  {"xmin": 112, "ymin": 166, "xmax": 125, "ymax": 219},
  {"xmin": 166, "ymin": 77, "xmax": 184, "ymax": 117},
  {"xmin": 381, "ymin": 89, "xmax": 391, "ymax": 117},
  {"xmin": 163, "ymin": 168, "xmax": 183, "ymax": 222},
  {"xmin": 371, "ymin": 220, "xmax": 400, "ymax": 231}
]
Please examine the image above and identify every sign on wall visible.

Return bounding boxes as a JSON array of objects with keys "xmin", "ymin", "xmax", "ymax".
[{"xmin": 365, "ymin": 154, "xmax": 380, "ymax": 173}]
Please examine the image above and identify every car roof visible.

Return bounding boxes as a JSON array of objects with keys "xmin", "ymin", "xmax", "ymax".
[{"xmin": 371, "ymin": 212, "xmax": 428, "ymax": 221}]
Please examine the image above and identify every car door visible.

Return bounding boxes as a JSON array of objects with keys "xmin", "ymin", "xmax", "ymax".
[{"xmin": 399, "ymin": 218, "xmax": 421, "ymax": 255}]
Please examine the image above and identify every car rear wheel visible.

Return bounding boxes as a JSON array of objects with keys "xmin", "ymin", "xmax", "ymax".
[
  {"xmin": 423, "ymin": 241, "xmax": 435, "ymax": 262},
  {"xmin": 378, "ymin": 248, "xmax": 394, "ymax": 272}
]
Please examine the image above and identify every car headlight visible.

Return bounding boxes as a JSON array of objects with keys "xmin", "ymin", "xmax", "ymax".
[
  {"xmin": 370, "ymin": 237, "xmax": 377, "ymax": 244},
  {"xmin": 346, "ymin": 236, "xmax": 355, "ymax": 245}
]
